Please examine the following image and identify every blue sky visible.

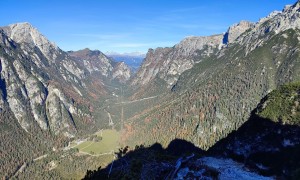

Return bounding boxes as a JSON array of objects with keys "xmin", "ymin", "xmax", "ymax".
[{"xmin": 0, "ymin": 0, "xmax": 296, "ymax": 53}]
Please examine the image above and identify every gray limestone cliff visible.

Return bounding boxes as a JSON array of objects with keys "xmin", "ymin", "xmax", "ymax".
[
  {"xmin": 112, "ymin": 61, "xmax": 131, "ymax": 83},
  {"xmin": 224, "ymin": 20, "xmax": 255, "ymax": 44},
  {"xmin": 2, "ymin": 22, "xmax": 60, "ymax": 62},
  {"xmin": 0, "ymin": 24, "xmax": 91, "ymax": 137},
  {"xmin": 68, "ymin": 48, "xmax": 113, "ymax": 77},
  {"xmin": 68, "ymin": 48, "xmax": 132, "ymax": 83}
]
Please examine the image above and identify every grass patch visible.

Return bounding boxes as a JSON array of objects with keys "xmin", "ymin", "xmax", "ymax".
[{"xmin": 74, "ymin": 129, "xmax": 120, "ymax": 154}]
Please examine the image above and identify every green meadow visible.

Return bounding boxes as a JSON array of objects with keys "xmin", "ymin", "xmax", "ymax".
[{"xmin": 74, "ymin": 129, "xmax": 120, "ymax": 155}]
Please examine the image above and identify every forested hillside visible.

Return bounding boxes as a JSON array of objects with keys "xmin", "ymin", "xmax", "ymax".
[
  {"xmin": 121, "ymin": 2, "xmax": 300, "ymax": 151},
  {"xmin": 84, "ymin": 82, "xmax": 300, "ymax": 179}
]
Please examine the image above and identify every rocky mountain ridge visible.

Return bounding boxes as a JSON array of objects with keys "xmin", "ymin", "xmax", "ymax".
[
  {"xmin": 131, "ymin": 1, "xmax": 300, "ymax": 90},
  {"xmin": 68, "ymin": 48, "xmax": 132, "ymax": 83},
  {"xmin": 234, "ymin": 1, "xmax": 300, "ymax": 55},
  {"xmin": 68, "ymin": 48, "xmax": 113, "ymax": 77},
  {"xmin": 131, "ymin": 20, "xmax": 254, "ymax": 87}
]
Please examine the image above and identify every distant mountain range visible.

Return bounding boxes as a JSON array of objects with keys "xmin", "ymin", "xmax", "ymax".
[{"xmin": 106, "ymin": 52, "xmax": 145, "ymax": 73}]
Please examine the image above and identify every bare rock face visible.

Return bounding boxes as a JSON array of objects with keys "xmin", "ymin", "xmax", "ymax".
[
  {"xmin": 131, "ymin": 34, "xmax": 224, "ymax": 87},
  {"xmin": 62, "ymin": 59, "xmax": 86, "ymax": 79},
  {"xmin": 0, "ymin": 38, "xmax": 76, "ymax": 136},
  {"xmin": 131, "ymin": 47, "xmax": 172, "ymax": 86},
  {"xmin": 68, "ymin": 48, "xmax": 113, "ymax": 77},
  {"xmin": 13, "ymin": 59, "xmax": 48, "ymax": 130},
  {"xmin": 1, "ymin": 57, "xmax": 31, "ymax": 131},
  {"xmin": 237, "ymin": 1, "xmax": 300, "ymax": 54},
  {"xmin": 46, "ymin": 84, "xmax": 76, "ymax": 137},
  {"xmin": 68, "ymin": 48, "xmax": 132, "ymax": 82},
  {"xmin": 2, "ymin": 22, "xmax": 60, "ymax": 62},
  {"xmin": 0, "ymin": 24, "xmax": 90, "ymax": 136},
  {"xmin": 112, "ymin": 61, "xmax": 131, "ymax": 83},
  {"xmin": 257, "ymin": 2, "xmax": 300, "ymax": 34},
  {"xmin": 175, "ymin": 35, "xmax": 224, "ymax": 55},
  {"xmin": 224, "ymin": 21, "xmax": 254, "ymax": 44}
]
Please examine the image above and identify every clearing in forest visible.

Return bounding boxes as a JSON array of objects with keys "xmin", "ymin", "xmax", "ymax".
[{"xmin": 74, "ymin": 129, "xmax": 120, "ymax": 155}]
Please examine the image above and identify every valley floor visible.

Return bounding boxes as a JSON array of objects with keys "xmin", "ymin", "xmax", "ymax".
[
  {"xmin": 72, "ymin": 129, "xmax": 120, "ymax": 155},
  {"xmin": 12, "ymin": 129, "xmax": 121, "ymax": 179}
]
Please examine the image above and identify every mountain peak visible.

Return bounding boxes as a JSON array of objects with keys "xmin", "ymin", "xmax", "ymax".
[
  {"xmin": 224, "ymin": 20, "xmax": 254, "ymax": 44},
  {"xmin": 72, "ymin": 48, "xmax": 104, "ymax": 57},
  {"xmin": 2, "ymin": 22, "xmax": 60, "ymax": 61},
  {"xmin": 292, "ymin": 0, "xmax": 300, "ymax": 9},
  {"xmin": 68, "ymin": 48, "xmax": 114, "ymax": 77},
  {"xmin": 248, "ymin": 1, "xmax": 300, "ymax": 40},
  {"xmin": 82, "ymin": 47, "xmax": 91, "ymax": 51},
  {"xmin": 281, "ymin": 0, "xmax": 300, "ymax": 13},
  {"xmin": 9, "ymin": 22, "xmax": 33, "ymax": 29}
]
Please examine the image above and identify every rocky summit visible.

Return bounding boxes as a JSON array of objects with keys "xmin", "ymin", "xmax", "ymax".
[{"xmin": 3, "ymin": 22, "xmax": 60, "ymax": 62}]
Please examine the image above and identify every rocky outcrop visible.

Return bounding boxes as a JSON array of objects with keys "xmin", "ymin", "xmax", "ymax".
[
  {"xmin": 2, "ymin": 58, "xmax": 31, "ymax": 131},
  {"xmin": 224, "ymin": 20, "xmax": 254, "ymax": 44},
  {"xmin": 68, "ymin": 48, "xmax": 132, "ymax": 82},
  {"xmin": 131, "ymin": 34, "xmax": 224, "ymax": 87},
  {"xmin": 46, "ymin": 84, "xmax": 76, "ymax": 137},
  {"xmin": 68, "ymin": 48, "xmax": 113, "ymax": 77},
  {"xmin": 112, "ymin": 61, "xmax": 131, "ymax": 83},
  {"xmin": 175, "ymin": 35, "xmax": 224, "ymax": 56},
  {"xmin": 2, "ymin": 22, "xmax": 61, "ymax": 62},
  {"xmin": 236, "ymin": 1, "xmax": 300, "ymax": 54},
  {"xmin": 259, "ymin": 2, "xmax": 300, "ymax": 34},
  {"xmin": 13, "ymin": 59, "xmax": 49, "ymax": 130},
  {"xmin": 131, "ymin": 47, "xmax": 172, "ymax": 86},
  {"xmin": 62, "ymin": 59, "xmax": 86, "ymax": 80}
]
